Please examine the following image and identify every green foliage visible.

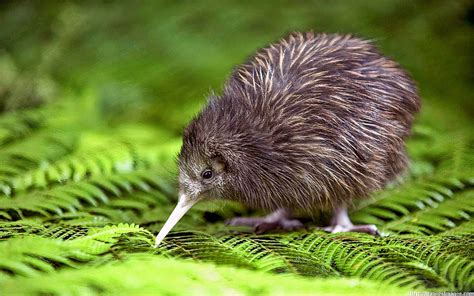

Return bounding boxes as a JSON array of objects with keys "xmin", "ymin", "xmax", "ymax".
[
  {"xmin": 0, "ymin": 99, "xmax": 472, "ymax": 294},
  {"xmin": 0, "ymin": 254, "xmax": 409, "ymax": 296},
  {"xmin": 0, "ymin": 0, "xmax": 472, "ymax": 294}
]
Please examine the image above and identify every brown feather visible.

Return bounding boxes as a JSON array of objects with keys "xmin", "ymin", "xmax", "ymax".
[{"xmin": 179, "ymin": 32, "xmax": 421, "ymax": 213}]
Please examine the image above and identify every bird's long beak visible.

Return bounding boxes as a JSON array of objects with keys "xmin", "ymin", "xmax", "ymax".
[{"xmin": 154, "ymin": 193, "xmax": 196, "ymax": 247}]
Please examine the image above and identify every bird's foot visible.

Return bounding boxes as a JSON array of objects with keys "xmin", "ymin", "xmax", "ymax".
[
  {"xmin": 226, "ymin": 209, "xmax": 303, "ymax": 234},
  {"xmin": 323, "ymin": 205, "xmax": 381, "ymax": 236},
  {"xmin": 322, "ymin": 224, "xmax": 380, "ymax": 236}
]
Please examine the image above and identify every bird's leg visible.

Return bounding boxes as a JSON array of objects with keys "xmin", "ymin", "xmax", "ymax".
[
  {"xmin": 323, "ymin": 205, "xmax": 380, "ymax": 236},
  {"xmin": 226, "ymin": 208, "xmax": 304, "ymax": 234}
]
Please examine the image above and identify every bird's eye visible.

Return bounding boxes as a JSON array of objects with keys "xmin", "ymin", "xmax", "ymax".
[{"xmin": 201, "ymin": 169, "xmax": 214, "ymax": 180}]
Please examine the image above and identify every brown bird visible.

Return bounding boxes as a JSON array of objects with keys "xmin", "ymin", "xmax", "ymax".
[{"xmin": 155, "ymin": 32, "xmax": 420, "ymax": 247}]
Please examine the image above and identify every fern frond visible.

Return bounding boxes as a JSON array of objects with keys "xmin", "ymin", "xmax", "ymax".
[
  {"xmin": 0, "ymin": 108, "xmax": 46, "ymax": 146},
  {"xmin": 0, "ymin": 237, "xmax": 93, "ymax": 277},
  {"xmin": 0, "ymin": 130, "xmax": 77, "ymax": 195},
  {"xmin": 285, "ymin": 232, "xmax": 429, "ymax": 289},
  {"xmin": 0, "ymin": 220, "xmax": 47, "ymax": 239},
  {"xmin": 160, "ymin": 231, "xmax": 337, "ymax": 276},
  {"xmin": 66, "ymin": 223, "xmax": 152, "ymax": 255},
  {"xmin": 2, "ymin": 141, "xmax": 138, "ymax": 193},
  {"xmin": 0, "ymin": 170, "xmax": 172, "ymax": 220},
  {"xmin": 0, "ymin": 223, "xmax": 152, "ymax": 278},
  {"xmin": 381, "ymin": 190, "xmax": 473, "ymax": 234},
  {"xmin": 0, "ymin": 130, "xmax": 180, "ymax": 196},
  {"xmin": 0, "ymin": 254, "xmax": 408, "ymax": 295},
  {"xmin": 384, "ymin": 235, "xmax": 474, "ymax": 291},
  {"xmin": 351, "ymin": 178, "xmax": 473, "ymax": 230}
]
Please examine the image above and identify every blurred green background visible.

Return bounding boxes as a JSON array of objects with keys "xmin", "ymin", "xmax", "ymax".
[
  {"xmin": 0, "ymin": 1, "xmax": 473, "ymax": 294},
  {"xmin": 1, "ymin": 0, "xmax": 472, "ymax": 128}
]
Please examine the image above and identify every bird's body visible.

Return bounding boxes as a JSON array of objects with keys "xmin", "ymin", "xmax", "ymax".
[{"xmin": 155, "ymin": 32, "xmax": 420, "ymax": 246}]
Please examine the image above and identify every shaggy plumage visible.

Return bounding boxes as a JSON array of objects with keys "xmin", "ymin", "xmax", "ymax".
[
  {"xmin": 180, "ymin": 32, "xmax": 420, "ymax": 212},
  {"xmin": 155, "ymin": 32, "xmax": 420, "ymax": 245}
]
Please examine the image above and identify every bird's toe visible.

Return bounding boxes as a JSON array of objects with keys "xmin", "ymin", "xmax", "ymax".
[
  {"xmin": 322, "ymin": 224, "xmax": 381, "ymax": 236},
  {"xmin": 280, "ymin": 219, "xmax": 304, "ymax": 230},
  {"xmin": 225, "ymin": 217, "xmax": 262, "ymax": 227}
]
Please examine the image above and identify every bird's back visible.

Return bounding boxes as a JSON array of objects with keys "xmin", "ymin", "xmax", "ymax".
[{"xmin": 196, "ymin": 32, "xmax": 420, "ymax": 211}]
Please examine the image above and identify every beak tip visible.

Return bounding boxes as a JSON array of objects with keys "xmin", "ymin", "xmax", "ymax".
[{"xmin": 153, "ymin": 194, "xmax": 196, "ymax": 250}]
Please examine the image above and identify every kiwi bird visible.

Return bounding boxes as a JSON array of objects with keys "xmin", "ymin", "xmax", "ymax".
[{"xmin": 154, "ymin": 32, "xmax": 420, "ymax": 247}]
